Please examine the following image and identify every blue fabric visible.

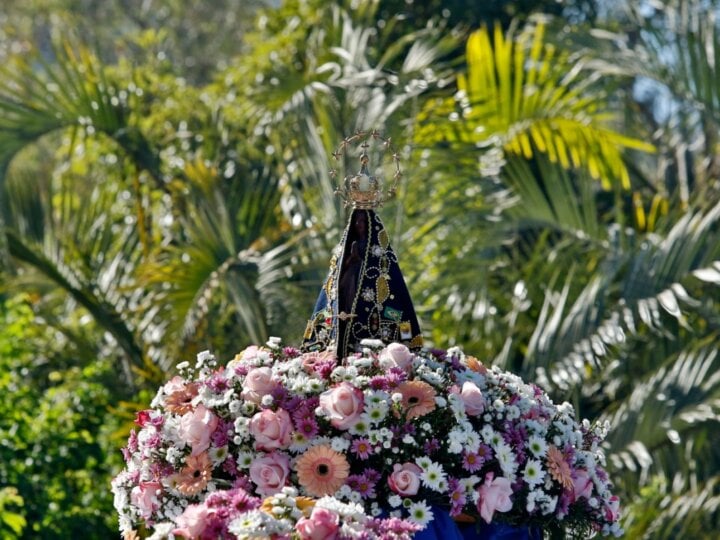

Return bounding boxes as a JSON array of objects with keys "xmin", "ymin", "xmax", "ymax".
[{"xmin": 414, "ymin": 507, "xmax": 542, "ymax": 540}]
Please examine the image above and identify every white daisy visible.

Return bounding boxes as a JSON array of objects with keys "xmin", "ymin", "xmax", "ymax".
[
  {"xmin": 421, "ymin": 462, "xmax": 447, "ymax": 492},
  {"xmin": 527, "ymin": 435, "xmax": 548, "ymax": 457},
  {"xmin": 523, "ymin": 459, "xmax": 546, "ymax": 486},
  {"xmin": 407, "ymin": 501, "xmax": 434, "ymax": 528}
]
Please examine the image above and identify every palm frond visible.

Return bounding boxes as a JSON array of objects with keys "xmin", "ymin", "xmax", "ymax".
[
  {"xmin": 417, "ymin": 20, "xmax": 654, "ymax": 189},
  {"xmin": 528, "ymin": 201, "xmax": 720, "ymax": 389},
  {"xmin": 0, "ymin": 41, "xmax": 159, "ymax": 184}
]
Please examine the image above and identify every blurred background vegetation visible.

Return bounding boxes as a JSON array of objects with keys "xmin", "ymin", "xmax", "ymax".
[{"xmin": 1, "ymin": 0, "xmax": 719, "ymax": 537}]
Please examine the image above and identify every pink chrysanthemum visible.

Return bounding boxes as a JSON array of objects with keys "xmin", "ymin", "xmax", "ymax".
[
  {"xmin": 462, "ymin": 451, "xmax": 485, "ymax": 473},
  {"xmin": 351, "ymin": 438, "xmax": 373, "ymax": 459}
]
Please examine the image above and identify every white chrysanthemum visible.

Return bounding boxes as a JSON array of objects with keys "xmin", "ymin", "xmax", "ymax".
[
  {"xmin": 236, "ymin": 451, "xmax": 254, "ymax": 469},
  {"xmin": 421, "ymin": 462, "xmax": 447, "ymax": 492},
  {"xmin": 334, "ymin": 485, "xmax": 353, "ymax": 501},
  {"xmin": 366, "ymin": 390, "xmax": 390, "ymax": 405},
  {"xmin": 209, "ymin": 445, "xmax": 228, "ymax": 465},
  {"xmin": 526, "ymin": 489, "xmax": 542, "ymax": 513},
  {"xmin": 423, "ymin": 372, "xmax": 444, "ymax": 386},
  {"xmin": 407, "ymin": 501, "xmax": 434, "ymax": 528},
  {"xmin": 365, "ymin": 402, "xmax": 388, "ymax": 424},
  {"xmin": 388, "ymin": 494, "xmax": 402, "ymax": 508},
  {"xmin": 523, "ymin": 459, "xmax": 545, "ymax": 486},
  {"xmin": 447, "ymin": 428, "xmax": 465, "ymax": 454},
  {"xmin": 402, "ymin": 434, "xmax": 416, "ymax": 445},
  {"xmin": 464, "ymin": 431, "xmax": 481, "ymax": 453},
  {"xmin": 228, "ymin": 399, "xmax": 243, "ymax": 414},
  {"xmin": 447, "ymin": 393, "xmax": 466, "ymax": 415},
  {"xmin": 524, "ymin": 419, "xmax": 544, "ymax": 435},
  {"xmin": 540, "ymin": 494, "xmax": 558, "ymax": 515},
  {"xmin": 527, "ymin": 435, "xmax": 548, "ymax": 457},
  {"xmin": 331, "ymin": 437, "xmax": 350, "ymax": 452},
  {"xmin": 161, "ymin": 416, "xmax": 185, "ymax": 449},
  {"xmin": 234, "ymin": 417, "xmax": 250, "ymax": 437},
  {"xmin": 480, "ymin": 425, "xmax": 497, "ymax": 444},
  {"xmin": 289, "ymin": 432, "xmax": 312, "ymax": 453},
  {"xmin": 360, "ymin": 338, "xmax": 385, "ymax": 349},
  {"xmin": 416, "ymin": 456, "xmax": 432, "ymax": 470},
  {"xmin": 348, "ymin": 416, "xmax": 370, "ymax": 436},
  {"xmin": 240, "ymin": 401, "xmax": 256, "ymax": 416},
  {"xmin": 228, "ymin": 510, "xmax": 285, "ymax": 536},
  {"xmin": 495, "ymin": 442, "xmax": 518, "ymax": 478},
  {"xmin": 306, "ymin": 378, "xmax": 326, "ymax": 394},
  {"xmin": 505, "ymin": 405, "xmax": 521, "ymax": 420}
]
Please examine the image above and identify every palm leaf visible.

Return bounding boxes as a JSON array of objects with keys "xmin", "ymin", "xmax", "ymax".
[
  {"xmin": 417, "ymin": 21, "xmax": 654, "ymax": 189},
  {"xmin": 0, "ymin": 41, "xmax": 159, "ymax": 185}
]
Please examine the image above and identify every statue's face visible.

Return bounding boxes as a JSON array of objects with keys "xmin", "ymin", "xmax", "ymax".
[{"xmin": 354, "ymin": 213, "xmax": 368, "ymax": 237}]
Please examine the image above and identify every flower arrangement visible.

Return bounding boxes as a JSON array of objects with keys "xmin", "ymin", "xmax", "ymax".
[{"xmin": 113, "ymin": 339, "xmax": 622, "ymax": 538}]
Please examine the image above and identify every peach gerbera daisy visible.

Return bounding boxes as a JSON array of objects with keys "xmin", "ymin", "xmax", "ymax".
[
  {"xmin": 464, "ymin": 356, "xmax": 487, "ymax": 374},
  {"xmin": 295, "ymin": 445, "xmax": 349, "ymax": 497},
  {"xmin": 546, "ymin": 446, "xmax": 573, "ymax": 490},
  {"xmin": 165, "ymin": 382, "xmax": 199, "ymax": 415},
  {"xmin": 396, "ymin": 380, "xmax": 437, "ymax": 419},
  {"xmin": 176, "ymin": 452, "xmax": 212, "ymax": 496}
]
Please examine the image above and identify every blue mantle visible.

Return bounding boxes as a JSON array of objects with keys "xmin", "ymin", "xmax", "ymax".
[{"xmin": 414, "ymin": 507, "xmax": 542, "ymax": 540}]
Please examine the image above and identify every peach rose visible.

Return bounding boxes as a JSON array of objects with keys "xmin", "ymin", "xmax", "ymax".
[
  {"xmin": 380, "ymin": 343, "xmax": 414, "ymax": 371},
  {"xmin": 460, "ymin": 381, "xmax": 485, "ymax": 416},
  {"xmin": 318, "ymin": 382, "xmax": 364, "ymax": 430},
  {"xmin": 178, "ymin": 404, "xmax": 218, "ymax": 455},
  {"xmin": 249, "ymin": 452, "xmax": 290, "ymax": 496},
  {"xmin": 477, "ymin": 473, "xmax": 513, "ymax": 523},
  {"xmin": 241, "ymin": 367, "xmax": 276, "ymax": 404},
  {"xmin": 296, "ymin": 507, "xmax": 340, "ymax": 540},
  {"xmin": 130, "ymin": 481, "xmax": 162, "ymax": 520},
  {"xmin": 249, "ymin": 409, "xmax": 293, "ymax": 451},
  {"xmin": 388, "ymin": 462, "xmax": 422, "ymax": 496}
]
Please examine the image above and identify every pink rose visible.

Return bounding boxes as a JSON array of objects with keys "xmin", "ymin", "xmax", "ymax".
[
  {"xmin": 130, "ymin": 481, "xmax": 162, "ymax": 520},
  {"xmin": 242, "ymin": 367, "xmax": 276, "ymax": 404},
  {"xmin": 241, "ymin": 345, "xmax": 261, "ymax": 361},
  {"xmin": 318, "ymin": 382, "xmax": 364, "ymax": 430},
  {"xmin": 388, "ymin": 462, "xmax": 422, "ymax": 496},
  {"xmin": 178, "ymin": 404, "xmax": 218, "ymax": 455},
  {"xmin": 460, "ymin": 381, "xmax": 485, "ymax": 416},
  {"xmin": 604, "ymin": 495, "xmax": 620, "ymax": 522},
  {"xmin": 163, "ymin": 375, "xmax": 186, "ymax": 395},
  {"xmin": 249, "ymin": 452, "xmax": 290, "ymax": 496},
  {"xmin": 173, "ymin": 503, "xmax": 211, "ymax": 538},
  {"xmin": 296, "ymin": 507, "xmax": 340, "ymax": 540},
  {"xmin": 477, "ymin": 473, "xmax": 514, "ymax": 523},
  {"xmin": 249, "ymin": 408, "xmax": 293, "ymax": 451},
  {"xmin": 571, "ymin": 469, "xmax": 593, "ymax": 502},
  {"xmin": 380, "ymin": 343, "xmax": 414, "ymax": 371}
]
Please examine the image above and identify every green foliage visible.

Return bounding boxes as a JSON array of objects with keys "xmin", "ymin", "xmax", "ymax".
[{"xmin": 0, "ymin": 295, "xmax": 122, "ymax": 538}]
